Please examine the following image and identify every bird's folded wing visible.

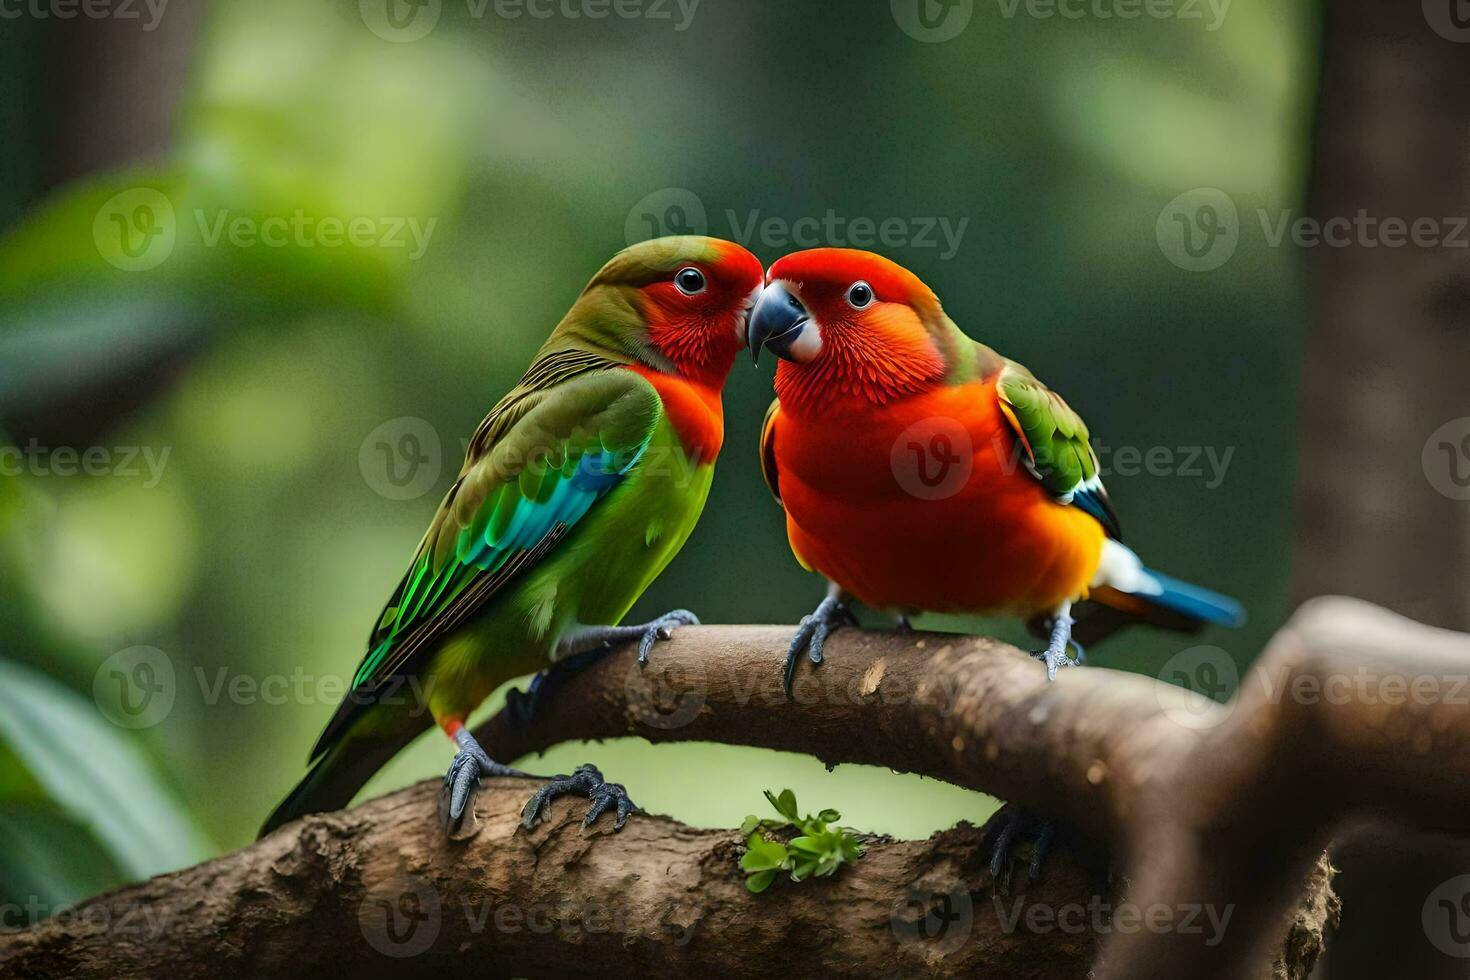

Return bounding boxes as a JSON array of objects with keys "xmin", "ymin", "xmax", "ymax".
[
  {"xmin": 995, "ymin": 360, "xmax": 1122, "ymax": 539},
  {"xmin": 758, "ymin": 397, "xmax": 783, "ymax": 505},
  {"xmin": 310, "ymin": 363, "xmax": 660, "ymax": 760}
]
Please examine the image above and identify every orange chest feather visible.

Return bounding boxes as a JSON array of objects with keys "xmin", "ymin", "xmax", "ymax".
[
  {"xmin": 626, "ymin": 365, "xmax": 724, "ymax": 464},
  {"xmin": 771, "ymin": 381, "xmax": 1104, "ymax": 615},
  {"xmin": 775, "ymin": 381, "xmax": 1014, "ymax": 499}
]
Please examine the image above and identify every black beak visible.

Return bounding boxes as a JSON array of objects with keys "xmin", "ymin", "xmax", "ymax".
[{"xmin": 747, "ymin": 282, "xmax": 809, "ymax": 364}]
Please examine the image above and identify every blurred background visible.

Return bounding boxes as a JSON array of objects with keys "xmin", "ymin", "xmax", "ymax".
[{"xmin": 3, "ymin": 1, "xmax": 1465, "ymax": 975}]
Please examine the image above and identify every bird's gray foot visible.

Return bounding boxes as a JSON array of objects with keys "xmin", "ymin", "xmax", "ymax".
[
  {"xmin": 1030, "ymin": 606, "xmax": 1078, "ymax": 680},
  {"xmin": 633, "ymin": 608, "xmax": 699, "ymax": 664},
  {"xmin": 506, "ymin": 611, "xmax": 702, "ymax": 726},
  {"xmin": 982, "ymin": 805, "xmax": 1057, "ymax": 890},
  {"xmin": 785, "ymin": 589, "xmax": 857, "ymax": 692},
  {"xmin": 439, "ymin": 728, "xmax": 525, "ymax": 838},
  {"xmin": 521, "ymin": 763, "xmax": 638, "ymax": 831},
  {"xmin": 894, "ymin": 614, "xmax": 915, "ymax": 633},
  {"xmin": 552, "ymin": 609, "xmax": 700, "ymax": 666}
]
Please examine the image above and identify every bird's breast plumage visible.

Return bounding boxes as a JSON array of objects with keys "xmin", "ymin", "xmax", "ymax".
[
  {"xmin": 625, "ymin": 364, "xmax": 724, "ymax": 464},
  {"xmin": 771, "ymin": 379, "xmax": 1105, "ymax": 616}
]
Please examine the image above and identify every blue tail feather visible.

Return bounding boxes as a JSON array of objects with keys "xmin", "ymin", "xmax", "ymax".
[{"xmin": 1141, "ymin": 568, "xmax": 1245, "ymax": 628}]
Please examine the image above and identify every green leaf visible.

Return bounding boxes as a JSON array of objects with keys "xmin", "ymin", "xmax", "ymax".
[
  {"xmin": 777, "ymin": 789, "xmax": 799, "ymax": 819},
  {"xmin": 744, "ymin": 789, "xmax": 867, "ymax": 894},
  {"xmin": 740, "ymin": 833, "xmax": 789, "ymax": 873},
  {"xmin": 746, "ymin": 869, "xmax": 777, "ymax": 894},
  {"xmin": 763, "ymin": 788, "xmax": 799, "ymax": 822},
  {"xmin": 0, "ymin": 657, "xmax": 212, "ymax": 881},
  {"xmin": 0, "ymin": 803, "xmax": 129, "ymax": 922}
]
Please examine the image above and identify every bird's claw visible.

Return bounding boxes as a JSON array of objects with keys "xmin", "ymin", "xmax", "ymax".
[
  {"xmin": 784, "ymin": 595, "xmax": 856, "ymax": 691},
  {"xmin": 1032, "ymin": 610, "xmax": 1078, "ymax": 680},
  {"xmin": 1030, "ymin": 645, "xmax": 1079, "ymax": 680},
  {"xmin": 637, "ymin": 609, "xmax": 699, "ymax": 665},
  {"xmin": 521, "ymin": 763, "xmax": 639, "ymax": 832},
  {"xmin": 982, "ymin": 805, "xmax": 1056, "ymax": 891},
  {"xmin": 438, "ymin": 730, "xmax": 523, "ymax": 839}
]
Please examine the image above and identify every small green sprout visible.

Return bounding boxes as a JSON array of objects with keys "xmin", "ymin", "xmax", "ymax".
[{"xmin": 739, "ymin": 789, "xmax": 865, "ymax": 893}]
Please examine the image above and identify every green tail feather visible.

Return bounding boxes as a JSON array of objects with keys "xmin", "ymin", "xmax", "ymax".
[{"xmin": 259, "ymin": 717, "xmax": 428, "ymax": 838}]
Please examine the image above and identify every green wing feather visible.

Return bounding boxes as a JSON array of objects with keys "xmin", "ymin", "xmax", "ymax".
[
  {"xmin": 758, "ymin": 398, "xmax": 782, "ymax": 505},
  {"xmin": 995, "ymin": 359, "xmax": 1121, "ymax": 539},
  {"xmin": 310, "ymin": 350, "xmax": 660, "ymax": 759}
]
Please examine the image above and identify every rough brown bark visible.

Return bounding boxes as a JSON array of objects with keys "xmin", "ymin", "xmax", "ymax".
[
  {"xmin": 0, "ymin": 779, "xmax": 1171, "ymax": 980},
  {"xmin": 6, "ymin": 598, "xmax": 1467, "ymax": 977}
]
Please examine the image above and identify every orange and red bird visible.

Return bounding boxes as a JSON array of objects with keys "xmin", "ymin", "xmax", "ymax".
[{"xmin": 747, "ymin": 248, "xmax": 1242, "ymax": 689}]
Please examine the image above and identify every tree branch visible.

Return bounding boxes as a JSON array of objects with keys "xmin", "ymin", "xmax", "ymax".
[
  {"xmin": 0, "ymin": 778, "xmax": 1152, "ymax": 978},
  {"xmin": 8, "ymin": 597, "xmax": 1466, "ymax": 977}
]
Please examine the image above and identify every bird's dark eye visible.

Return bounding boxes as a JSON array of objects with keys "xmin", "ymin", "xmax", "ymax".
[
  {"xmin": 675, "ymin": 267, "xmax": 707, "ymax": 296},
  {"xmin": 847, "ymin": 281, "xmax": 874, "ymax": 309}
]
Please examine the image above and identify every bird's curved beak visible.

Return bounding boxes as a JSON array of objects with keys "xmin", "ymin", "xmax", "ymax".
[{"xmin": 747, "ymin": 282, "xmax": 809, "ymax": 365}]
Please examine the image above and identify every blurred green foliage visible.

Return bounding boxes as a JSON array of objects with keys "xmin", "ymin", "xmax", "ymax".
[{"xmin": 0, "ymin": 0, "xmax": 1317, "ymax": 912}]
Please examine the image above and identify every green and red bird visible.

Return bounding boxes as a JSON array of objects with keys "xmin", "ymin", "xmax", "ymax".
[
  {"xmin": 747, "ymin": 248, "xmax": 1242, "ymax": 690},
  {"xmin": 262, "ymin": 236, "xmax": 764, "ymax": 838}
]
